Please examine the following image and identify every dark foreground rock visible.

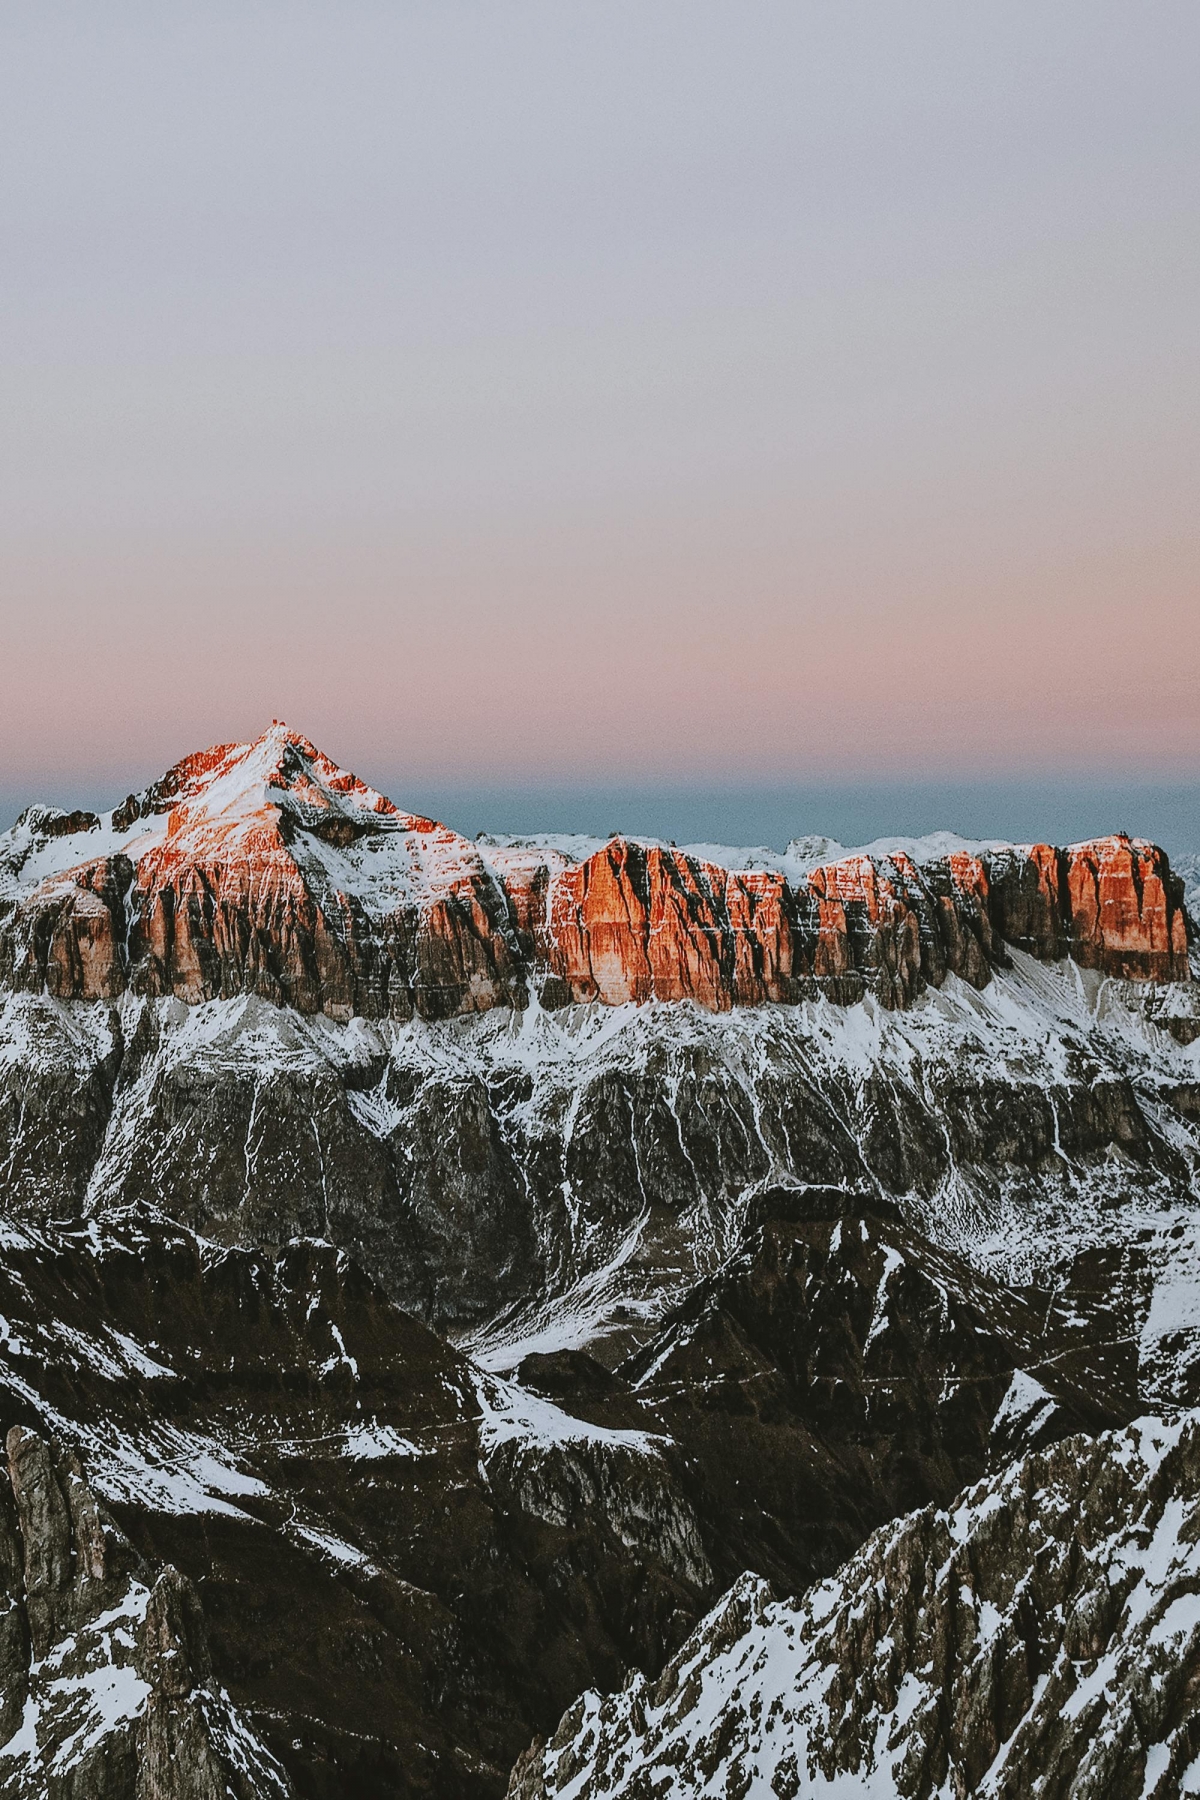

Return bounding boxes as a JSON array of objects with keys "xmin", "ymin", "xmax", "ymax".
[
  {"xmin": 510, "ymin": 1413, "xmax": 1200, "ymax": 1799},
  {"xmin": 0, "ymin": 1425, "xmax": 292, "ymax": 1799},
  {"xmin": 0, "ymin": 1220, "xmax": 710, "ymax": 1799},
  {"xmin": 0, "ymin": 1193, "xmax": 1137, "ymax": 1799}
]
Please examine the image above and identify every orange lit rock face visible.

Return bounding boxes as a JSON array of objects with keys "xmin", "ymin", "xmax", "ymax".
[
  {"xmin": 1063, "ymin": 837, "xmax": 1190, "ymax": 981},
  {"xmin": 0, "ymin": 728, "xmax": 526, "ymax": 1020},
  {"xmin": 983, "ymin": 837, "xmax": 1190, "ymax": 983},
  {"xmin": 542, "ymin": 840, "xmax": 1022, "ymax": 1011},
  {"xmin": 0, "ymin": 731, "xmax": 1191, "ymax": 1018},
  {"xmin": 504, "ymin": 832, "xmax": 1189, "ymax": 1011},
  {"xmin": 545, "ymin": 842, "xmax": 752, "ymax": 1009},
  {"xmin": 805, "ymin": 855, "xmax": 924, "ymax": 1005},
  {"xmin": 5, "ymin": 859, "xmax": 132, "ymax": 1004}
]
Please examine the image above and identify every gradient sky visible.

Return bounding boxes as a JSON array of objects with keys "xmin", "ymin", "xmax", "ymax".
[{"xmin": 1, "ymin": 3, "xmax": 1198, "ymax": 833}]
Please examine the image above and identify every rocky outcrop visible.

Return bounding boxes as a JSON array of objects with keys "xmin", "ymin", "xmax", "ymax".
[
  {"xmin": 0, "ymin": 728, "xmax": 1191, "ymax": 1021},
  {"xmin": 0, "ymin": 1219, "xmax": 715, "ymax": 1798},
  {"xmin": 541, "ymin": 843, "xmax": 799, "ymax": 1009},
  {"xmin": 0, "ymin": 1426, "xmax": 291, "ymax": 1799},
  {"xmin": 509, "ymin": 1413, "xmax": 1200, "ymax": 1799},
  {"xmin": 1063, "ymin": 833, "xmax": 1191, "ymax": 979},
  {"xmin": 537, "ymin": 841, "xmax": 989, "ymax": 1011},
  {"xmin": 0, "ymin": 856, "xmax": 133, "ymax": 1004},
  {"xmin": 612, "ymin": 1195, "xmax": 1133, "ymax": 1594},
  {"xmin": 477, "ymin": 1381, "xmax": 711, "ymax": 1597},
  {"xmin": 539, "ymin": 831, "xmax": 1190, "ymax": 1011}
]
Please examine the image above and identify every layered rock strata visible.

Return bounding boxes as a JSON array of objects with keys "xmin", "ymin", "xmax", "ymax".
[{"xmin": 0, "ymin": 726, "xmax": 1190, "ymax": 1021}]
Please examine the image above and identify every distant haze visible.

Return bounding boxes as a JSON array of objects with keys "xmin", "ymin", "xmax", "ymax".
[
  {"xmin": 1, "ymin": 5, "xmax": 1197, "ymax": 797},
  {"xmin": 2, "ymin": 771, "xmax": 1196, "ymax": 860}
]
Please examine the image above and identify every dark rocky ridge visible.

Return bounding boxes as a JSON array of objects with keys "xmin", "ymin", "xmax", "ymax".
[
  {"xmin": 1, "ymin": 971, "xmax": 1198, "ymax": 1390},
  {"xmin": 510, "ymin": 1414, "xmax": 1200, "ymax": 1799},
  {"xmin": 611, "ymin": 1200, "xmax": 1136, "ymax": 1593},
  {"xmin": 1, "ymin": 1424, "xmax": 292, "ymax": 1798}
]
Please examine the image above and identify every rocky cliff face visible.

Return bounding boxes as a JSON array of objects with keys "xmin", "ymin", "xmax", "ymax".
[
  {"xmin": 526, "ymin": 826, "xmax": 1194, "ymax": 1006},
  {"xmin": 510, "ymin": 1412, "xmax": 1200, "ymax": 1800},
  {"xmin": 0, "ymin": 1216, "xmax": 715, "ymax": 1797},
  {"xmin": 0, "ymin": 726, "xmax": 1190, "ymax": 1022},
  {"xmin": 1, "ymin": 725, "xmax": 1199, "ymax": 1800},
  {"xmin": 0, "ymin": 1425, "xmax": 292, "ymax": 1799}
]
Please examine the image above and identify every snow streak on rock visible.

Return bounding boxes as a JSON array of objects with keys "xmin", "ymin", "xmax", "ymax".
[
  {"xmin": 0, "ymin": 1425, "xmax": 291, "ymax": 1799},
  {"xmin": 510, "ymin": 1415, "xmax": 1200, "ymax": 1800},
  {"xmin": 4, "ymin": 934, "xmax": 1199, "ymax": 1390}
]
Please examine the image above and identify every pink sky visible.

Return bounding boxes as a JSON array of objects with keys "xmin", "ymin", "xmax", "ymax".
[{"xmin": 1, "ymin": 5, "xmax": 1197, "ymax": 799}]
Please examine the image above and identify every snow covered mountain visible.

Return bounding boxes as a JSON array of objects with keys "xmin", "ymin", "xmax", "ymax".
[
  {"xmin": 2, "ymin": 727, "xmax": 1198, "ymax": 1364},
  {"xmin": 510, "ymin": 1413, "xmax": 1200, "ymax": 1799},
  {"xmin": 0, "ymin": 726, "xmax": 1198, "ymax": 1796},
  {"xmin": 1, "ymin": 723, "xmax": 1191, "ymax": 1017}
]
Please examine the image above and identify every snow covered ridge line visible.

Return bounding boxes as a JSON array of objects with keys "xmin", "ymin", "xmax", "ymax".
[
  {"xmin": 0, "ymin": 724, "xmax": 1192, "ymax": 1022},
  {"xmin": 508, "ymin": 1414, "xmax": 1200, "ymax": 1800},
  {"xmin": 4, "ymin": 939, "xmax": 1200, "ymax": 1380}
]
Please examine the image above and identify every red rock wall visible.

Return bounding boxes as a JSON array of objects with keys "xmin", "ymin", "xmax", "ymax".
[
  {"xmin": 546, "ymin": 843, "xmax": 743, "ymax": 1009},
  {"xmin": 0, "ymin": 860, "xmax": 130, "ymax": 1003},
  {"xmin": 1062, "ymin": 837, "xmax": 1189, "ymax": 981},
  {"xmin": 538, "ymin": 834, "xmax": 1189, "ymax": 1011},
  {"xmin": 0, "ymin": 830, "xmax": 1189, "ymax": 1018}
]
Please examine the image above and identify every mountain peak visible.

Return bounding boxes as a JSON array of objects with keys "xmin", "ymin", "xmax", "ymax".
[
  {"xmin": 114, "ymin": 727, "xmax": 401, "ymax": 850},
  {"xmin": 0, "ymin": 728, "xmax": 1192, "ymax": 1025}
]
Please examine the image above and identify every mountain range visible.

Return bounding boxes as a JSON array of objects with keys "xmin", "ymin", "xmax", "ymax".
[{"xmin": 0, "ymin": 725, "xmax": 1197, "ymax": 1797}]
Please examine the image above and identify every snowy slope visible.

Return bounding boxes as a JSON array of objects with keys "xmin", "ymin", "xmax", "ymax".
[
  {"xmin": 511, "ymin": 1414, "xmax": 1200, "ymax": 1800},
  {"xmin": 2, "ymin": 929, "xmax": 1200, "ymax": 1396}
]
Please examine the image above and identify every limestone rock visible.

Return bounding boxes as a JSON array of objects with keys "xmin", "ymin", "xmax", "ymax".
[
  {"xmin": 0, "ymin": 1427, "xmax": 291, "ymax": 1799},
  {"xmin": 510, "ymin": 1414, "xmax": 1200, "ymax": 1798}
]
